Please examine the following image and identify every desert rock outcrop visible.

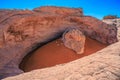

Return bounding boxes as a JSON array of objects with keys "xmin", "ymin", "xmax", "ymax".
[
  {"xmin": 33, "ymin": 6, "xmax": 83, "ymax": 16},
  {"xmin": 103, "ymin": 18, "xmax": 120, "ymax": 27},
  {"xmin": 34, "ymin": 6, "xmax": 118, "ymax": 44},
  {"xmin": 0, "ymin": 6, "xmax": 118, "ymax": 79},
  {"xmin": 68, "ymin": 16, "xmax": 118, "ymax": 44},
  {"xmin": 62, "ymin": 28, "xmax": 86, "ymax": 54}
]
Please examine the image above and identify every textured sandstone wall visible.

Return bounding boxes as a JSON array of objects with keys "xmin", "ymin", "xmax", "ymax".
[
  {"xmin": 3, "ymin": 35, "xmax": 120, "ymax": 80},
  {"xmin": 33, "ymin": 6, "xmax": 83, "ymax": 16}
]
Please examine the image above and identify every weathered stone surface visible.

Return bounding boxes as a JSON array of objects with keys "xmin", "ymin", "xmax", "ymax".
[
  {"xmin": 103, "ymin": 18, "xmax": 120, "ymax": 41},
  {"xmin": 103, "ymin": 18, "xmax": 120, "ymax": 27},
  {"xmin": 103, "ymin": 15, "xmax": 118, "ymax": 19},
  {"xmin": 0, "ymin": 6, "xmax": 118, "ymax": 79},
  {"xmin": 33, "ymin": 6, "xmax": 83, "ymax": 16},
  {"xmin": 0, "ymin": 11, "xmax": 73, "ymax": 79},
  {"xmin": 67, "ymin": 16, "xmax": 118, "ymax": 44},
  {"xmin": 34, "ymin": 6, "xmax": 118, "ymax": 44},
  {"xmin": 33, "ymin": 6, "xmax": 118, "ymax": 44},
  {"xmin": 62, "ymin": 28, "xmax": 86, "ymax": 54},
  {"xmin": 117, "ymin": 28, "xmax": 120, "ymax": 41},
  {"xmin": 3, "ymin": 36, "xmax": 120, "ymax": 80}
]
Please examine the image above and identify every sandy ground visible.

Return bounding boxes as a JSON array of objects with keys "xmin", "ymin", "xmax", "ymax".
[{"xmin": 20, "ymin": 37, "xmax": 107, "ymax": 72}]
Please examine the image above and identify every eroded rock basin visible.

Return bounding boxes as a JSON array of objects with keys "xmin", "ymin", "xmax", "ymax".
[{"xmin": 20, "ymin": 37, "xmax": 107, "ymax": 72}]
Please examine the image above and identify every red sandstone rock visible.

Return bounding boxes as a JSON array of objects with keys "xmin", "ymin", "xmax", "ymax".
[
  {"xmin": 0, "ymin": 6, "xmax": 118, "ymax": 79},
  {"xmin": 67, "ymin": 16, "xmax": 118, "ymax": 44},
  {"xmin": 34, "ymin": 6, "xmax": 118, "ymax": 44},
  {"xmin": 103, "ymin": 15, "xmax": 118, "ymax": 19},
  {"xmin": 62, "ymin": 28, "xmax": 86, "ymax": 54},
  {"xmin": 33, "ymin": 6, "xmax": 83, "ymax": 16}
]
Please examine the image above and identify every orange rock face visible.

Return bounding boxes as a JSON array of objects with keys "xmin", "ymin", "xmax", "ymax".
[
  {"xmin": 33, "ymin": 6, "xmax": 83, "ymax": 16},
  {"xmin": 67, "ymin": 16, "xmax": 118, "ymax": 44}
]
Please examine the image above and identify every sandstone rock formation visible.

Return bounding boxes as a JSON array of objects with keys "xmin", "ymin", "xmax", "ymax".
[
  {"xmin": 103, "ymin": 15, "xmax": 118, "ymax": 19},
  {"xmin": 103, "ymin": 18, "xmax": 120, "ymax": 41},
  {"xmin": 33, "ymin": 6, "xmax": 83, "ymax": 16},
  {"xmin": 62, "ymin": 28, "xmax": 86, "ymax": 54},
  {"xmin": 117, "ymin": 28, "xmax": 120, "ymax": 40},
  {"xmin": 34, "ymin": 6, "xmax": 118, "ymax": 44},
  {"xmin": 3, "ymin": 37, "xmax": 120, "ymax": 80},
  {"xmin": 103, "ymin": 18, "xmax": 120, "ymax": 27},
  {"xmin": 68, "ymin": 16, "xmax": 118, "ymax": 44},
  {"xmin": 0, "ymin": 6, "xmax": 118, "ymax": 79}
]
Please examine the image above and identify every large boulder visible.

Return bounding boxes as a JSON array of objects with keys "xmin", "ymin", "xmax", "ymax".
[{"xmin": 62, "ymin": 28, "xmax": 86, "ymax": 54}]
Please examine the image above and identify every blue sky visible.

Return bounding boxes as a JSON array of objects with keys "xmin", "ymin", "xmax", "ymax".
[{"xmin": 0, "ymin": 0, "xmax": 120, "ymax": 19}]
